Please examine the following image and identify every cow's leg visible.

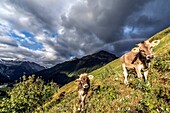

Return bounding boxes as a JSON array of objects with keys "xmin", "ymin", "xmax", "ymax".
[
  {"xmin": 78, "ymin": 99, "xmax": 82, "ymax": 112},
  {"xmin": 144, "ymin": 63, "xmax": 150, "ymax": 81},
  {"xmin": 81, "ymin": 94, "xmax": 87, "ymax": 111},
  {"xmin": 122, "ymin": 64, "xmax": 128, "ymax": 84},
  {"xmin": 135, "ymin": 65, "xmax": 143, "ymax": 79},
  {"xmin": 144, "ymin": 70, "xmax": 148, "ymax": 81},
  {"xmin": 78, "ymin": 94, "xmax": 82, "ymax": 112}
]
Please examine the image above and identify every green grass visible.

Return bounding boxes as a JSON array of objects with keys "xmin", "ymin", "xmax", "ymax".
[{"xmin": 38, "ymin": 27, "xmax": 170, "ymax": 113}]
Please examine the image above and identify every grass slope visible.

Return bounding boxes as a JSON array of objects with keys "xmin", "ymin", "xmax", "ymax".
[{"xmin": 39, "ymin": 27, "xmax": 170, "ymax": 113}]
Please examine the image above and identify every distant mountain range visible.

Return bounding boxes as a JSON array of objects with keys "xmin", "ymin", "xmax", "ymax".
[
  {"xmin": 34, "ymin": 50, "xmax": 117, "ymax": 86},
  {"xmin": 0, "ymin": 60, "xmax": 45, "ymax": 84},
  {"xmin": 0, "ymin": 50, "xmax": 117, "ymax": 86}
]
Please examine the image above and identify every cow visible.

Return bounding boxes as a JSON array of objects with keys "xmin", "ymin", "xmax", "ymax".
[
  {"xmin": 75, "ymin": 73, "xmax": 94, "ymax": 112},
  {"xmin": 120, "ymin": 40, "xmax": 160, "ymax": 85}
]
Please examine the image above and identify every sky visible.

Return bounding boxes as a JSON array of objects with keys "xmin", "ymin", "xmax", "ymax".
[{"xmin": 0, "ymin": 0, "xmax": 170, "ymax": 67}]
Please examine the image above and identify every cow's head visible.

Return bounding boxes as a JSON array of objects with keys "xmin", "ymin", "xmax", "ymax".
[
  {"xmin": 132, "ymin": 40, "xmax": 160, "ymax": 60},
  {"xmin": 76, "ymin": 73, "xmax": 94, "ymax": 89}
]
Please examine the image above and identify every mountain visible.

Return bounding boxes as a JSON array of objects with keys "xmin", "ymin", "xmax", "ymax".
[
  {"xmin": 41, "ymin": 27, "xmax": 170, "ymax": 113},
  {"xmin": 34, "ymin": 50, "xmax": 117, "ymax": 86},
  {"xmin": 0, "ymin": 60, "xmax": 45, "ymax": 84}
]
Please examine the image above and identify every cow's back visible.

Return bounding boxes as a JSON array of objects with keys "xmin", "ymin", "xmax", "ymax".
[{"xmin": 120, "ymin": 51, "xmax": 138, "ymax": 68}]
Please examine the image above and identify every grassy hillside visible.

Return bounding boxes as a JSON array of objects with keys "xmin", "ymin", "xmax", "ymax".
[{"xmin": 39, "ymin": 27, "xmax": 170, "ymax": 113}]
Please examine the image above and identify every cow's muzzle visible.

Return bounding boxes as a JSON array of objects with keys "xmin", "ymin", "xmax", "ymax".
[
  {"xmin": 146, "ymin": 54, "xmax": 154, "ymax": 60},
  {"xmin": 83, "ymin": 84, "xmax": 89, "ymax": 89}
]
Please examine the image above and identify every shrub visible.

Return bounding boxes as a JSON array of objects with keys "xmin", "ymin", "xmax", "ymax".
[
  {"xmin": 0, "ymin": 75, "xmax": 58, "ymax": 113},
  {"xmin": 153, "ymin": 57, "xmax": 170, "ymax": 72},
  {"xmin": 135, "ymin": 85, "xmax": 170, "ymax": 113}
]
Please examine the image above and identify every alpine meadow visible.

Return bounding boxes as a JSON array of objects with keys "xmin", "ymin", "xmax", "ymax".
[{"xmin": 35, "ymin": 27, "xmax": 169, "ymax": 113}]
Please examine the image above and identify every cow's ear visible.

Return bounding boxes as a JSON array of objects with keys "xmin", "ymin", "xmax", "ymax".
[
  {"xmin": 131, "ymin": 47, "xmax": 139, "ymax": 53},
  {"xmin": 74, "ymin": 78, "xmax": 80, "ymax": 83},
  {"xmin": 88, "ymin": 75, "xmax": 94, "ymax": 80},
  {"xmin": 151, "ymin": 40, "xmax": 160, "ymax": 47}
]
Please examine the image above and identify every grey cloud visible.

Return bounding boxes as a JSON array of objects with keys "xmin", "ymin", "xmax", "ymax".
[
  {"xmin": 0, "ymin": 36, "xmax": 18, "ymax": 47},
  {"xmin": 0, "ymin": 44, "xmax": 55, "ymax": 67},
  {"xmin": 125, "ymin": 0, "xmax": 170, "ymax": 38},
  {"xmin": 57, "ymin": 0, "xmax": 152, "ymax": 59},
  {"xmin": 55, "ymin": 28, "xmax": 104, "ymax": 58},
  {"xmin": 7, "ymin": 0, "xmax": 73, "ymax": 33},
  {"xmin": 62, "ymin": 0, "xmax": 150, "ymax": 43}
]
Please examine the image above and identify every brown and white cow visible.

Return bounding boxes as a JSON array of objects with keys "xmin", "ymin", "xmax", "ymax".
[
  {"xmin": 120, "ymin": 40, "xmax": 160, "ymax": 84},
  {"xmin": 75, "ymin": 73, "xmax": 94, "ymax": 112}
]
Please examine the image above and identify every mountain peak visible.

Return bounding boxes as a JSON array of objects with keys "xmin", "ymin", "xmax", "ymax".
[
  {"xmin": 97, "ymin": 50, "xmax": 110, "ymax": 54},
  {"xmin": 93, "ymin": 50, "xmax": 117, "ymax": 57}
]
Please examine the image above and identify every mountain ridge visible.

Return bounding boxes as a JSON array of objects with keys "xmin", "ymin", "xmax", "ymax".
[
  {"xmin": 0, "ymin": 60, "xmax": 45, "ymax": 83},
  {"xmin": 34, "ymin": 50, "xmax": 117, "ymax": 86}
]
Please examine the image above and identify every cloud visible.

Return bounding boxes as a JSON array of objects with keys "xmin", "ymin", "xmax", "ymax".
[
  {"xmin": 0, "ymin": 36, "xmax": 59, "ymax": 67},
  {"xmin": 0, "ymin": 0, "xmax": 169, "ymax": 67},
  {"xmin": 0, "ymin": 36, "xmax": 18, "ymax": 47},
  {"xmin": 124, "ymin": 0, "xmax": 170, "ymax": 38},
  {"xmin": 3, "ymin": 0, "xmax": 74, "ymax": 33},
  {"xmin": 58, "ymin": 0, "xmax": 152, "ymax": 56}
]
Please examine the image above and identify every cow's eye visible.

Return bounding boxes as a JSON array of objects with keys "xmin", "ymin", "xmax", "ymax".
[{"xmin": 140, "ymin": 50, "xmax": 145, "ymax": 53}]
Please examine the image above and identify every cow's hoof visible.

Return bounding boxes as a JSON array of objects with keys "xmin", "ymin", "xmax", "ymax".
[
  {"xmin": 77, "ymin": 108, "xmax": 81, "ymax": 112},
  {"xmin": 124, "ymin": 81, "xmax": 128, "ymax": 85}
]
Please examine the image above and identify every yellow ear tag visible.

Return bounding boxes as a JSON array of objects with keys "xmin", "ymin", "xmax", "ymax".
[
  {"xmin": 131, "ymin": 47, "xmax": 139, "ymax": 53},
  {"xmin": 151, "ymin": 40, "xmax": 160, "ymax": 47},
  {"xmin": 88, "ymin": 75, "xmax": 94, "ymax": 79}
]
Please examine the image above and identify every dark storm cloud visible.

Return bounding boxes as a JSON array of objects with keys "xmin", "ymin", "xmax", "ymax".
[
  {"xmin": 59, "ymin": 0, "xmax": 153, "ymax": 57},
  {"xmin": 61, "ymin": 0, "xmax": 150, "ymax": 43},
  {"xmin": 125, "ymin": 0, "xmax": 170, "ymax": 38}
]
